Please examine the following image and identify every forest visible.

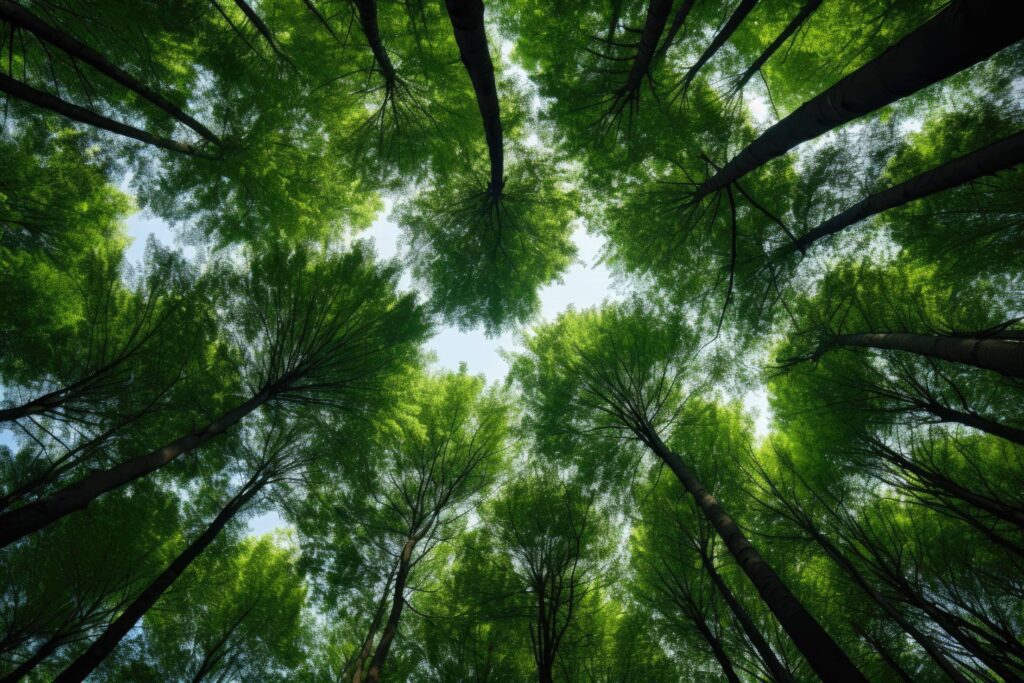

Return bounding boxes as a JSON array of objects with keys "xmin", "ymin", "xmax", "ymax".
[{"xmin": 0, "ymin": 0, "xmax": 1022, "ymax": 680}]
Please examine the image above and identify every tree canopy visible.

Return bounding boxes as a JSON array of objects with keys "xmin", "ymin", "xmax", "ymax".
[{"xmin": 1, "ymin": 0, "xmax": 1022, "ymax": 681}]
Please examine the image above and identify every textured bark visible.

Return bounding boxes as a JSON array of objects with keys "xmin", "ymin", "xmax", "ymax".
[
  {"xmin": 678, "ymin": 0, "xmax": 758, "ymax": 94},
  {"xmin": 0, "ymin": 388, "xmax": 273, "ymax": 548},
  {"xmin": 732, "ymin": 0, "xmax": 821, "ymax": 92},
  {"xmin": 614, "ymin": 0, "xmax": 673, "ymax": 102},
  {"xmin": 697, "ymin": 544, "xmax": 794, "ymax": 682},
  {"xmin": 444, "ymin": 0, "xmax": 503, "ymax": 198},
  {"xmin": 54, "ymin": 480, "xmax": 263, "ymax": 682},
  {"xmin": 816, "ymin": 330, "xmax": 1024, "ymax": 378},
  {"xmin": 0, "ymin": 0, "xmax": 221, "ymax": 144},
  {"xmin": 0, "ymin": 72, "xmax": 207, "ymax": 156},
  {"xmin": 693, "ymin": 0, "xmax": 1024, "ymax": 200},
  {"xmin": 647, "ymin": 433, "xmax": 866, "ymax": 681},
  {"xmin": 794, "ymin": 130, "xmax": 1024, "ymax": 252},
  {"xmin": 352, "ymin": 0, "xmax": 396, "ymax": 83}
]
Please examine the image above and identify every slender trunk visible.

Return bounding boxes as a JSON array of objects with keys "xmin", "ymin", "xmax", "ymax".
[
  {"xmin": 655, "ymin": 0, "xmax": 696, "ymax": 62},
  {"xmin": 363, "ymin": 538, "xmax": 416, "ymax": 683},
  {"xmin": 732, "ymin": 0, "xmax": 821, "ymax": 92},
  {"xmin": 793, "ymin": 130, "xmax": 1024, "ymax": 252},
  {"xmin": 921, "ymin": 401, "xmax": 1024, "ymax": 447},
  {"xmin": 346, "ymin": 562, "xmax": 399, "ymax": 683},
  {"xmin": 352, "ymin": 0, "xmax": 396, "ymax": 84},
  {"xmin": 0, "ymin": 390, "xmax": 66, "ymax": 422},
  {"xmin": 0, "ymin": 388, "xmax": 274, "ymax": 548},
  {"xmin": 679, "ymin": 0, "xmax": 758, "ymax": 94},
  {"xmin": 614, "ymin": 0, "xmax": 672, "ymax": 102},
  {"xmin": 0, "ymin": 72, "xmax": 208, "ymax": 156},
  {"xmin": 818, "ymin": 331, "xmax": 1024, "ymax": 379},
  {"xmin": 693, "ymin": 617, "xmax": 742, "ymax": 683},
  {"xmin": 0, "ymin": 0, "xmax": 220, "ymax": 144},
  {"xmin": 805, "ymin": 526, "xmax": 971, "ymax": 683},
  {"xmin": 231, "ymin": 0, "xmax": 290, "ymax": 63},
  {"xmin": 693, "ymin": 0, "xmax": 1024, "ymax": 200},
  {"xmin": 853, "ymin": 625, "xmax": 918, "ymax": 683},
  {"xmin": 54, "ymin": 479, "xmax": 264, "ymax": 682},
  {"xmin": 302, "ymin": 0, "xmax": 339, "ymax": 40},
  {"xmin": 646, "ymin": 433, "xmax": 866, "ymax": 681},
  {"xmin": 697, "ymin": 545, "xmax": 794, "ymax": 682},
  {"xmin": 0, "ymin": 631, "xmax": 67, "ymax": 683},
  {"xmin": 444, "ymin": 0, "xmax": 503, "ymax": 199}
]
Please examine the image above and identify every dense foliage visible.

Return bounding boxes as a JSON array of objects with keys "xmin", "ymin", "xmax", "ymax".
[{"xmin": 1, "ymin": 0, "xmax": 1022, "ymax": 680}]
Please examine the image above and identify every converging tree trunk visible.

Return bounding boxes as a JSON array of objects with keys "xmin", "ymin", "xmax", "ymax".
[
  {"xmin": 692, "ymin": 0, "xmax": 1024, "ymax": 200},
  {"xmin": 0, "ymin": 386, "xmax": 276, "ymax": 548},
  {"xmin": 610, "ymin": 0, "xmax": 672, "ymax": 111},
  {"xmin": 363, "ymin": 538, "xmax": 416, "ymax": 683},
  {"xmin": 678, "ymin": 0, "xmax": 757, "ymax": 95},
  {"xmin": 344, "ymin": 562, "xmax": 398, "ymax": 683},
  {"xmin": 0, "ymin": 72, "xmax": 209, "ymax": 156},
  {"xmin": 920, "ymin": 401, "xmax": 1024, "ymax": 447},
  {"xmin": 0, "ymin": 0, "xmax": 221, "ymax": 145},
  {"xmin": 353, "ymin": 0, "xmax": 397, "ymax": 84},
  {"xmin": 53, "ymin": 476, "xmax": 266, "ymax": 682},
  {"xmin": 731, "ymin": 0, "xmax": 821, "ymax": 93},
  {"xmin": 654, "ymin": 0, "xmax": 696, "ymax": 62},
  {"xmin": 646, "ymin": 432, "xmax": 866, "ymax": 681},
  {"xmin": 793, "ymin": 130, "xmax": 1024, "ymax": 252},
  {"xmin": 444, "ymin": 0, "xmax": 504, "ymax": 199}
]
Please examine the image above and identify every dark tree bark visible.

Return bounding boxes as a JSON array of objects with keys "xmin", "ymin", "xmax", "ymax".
[
  {"xmin": 654, "ymin": 0, "xmax": 696, "ymax": 62},
  {"xmin": 793, "ymin": 130, "xmax": 1024, "ymax": 252},
  {"xmin": 0, "ymin": 72, "xmax": 208, "ymax": 156},
  {"xmin": 231, "ymin": 0, "xmax": 291, "ymax": 63},
  {"xmin": 0, "ymin": 631, "xmax": 68, "ymax": 683},
  {"xmin": 731, "ymin": 0, "xmax": 821, "ymax": 93},
  {"xmin": 363, "ymin": 538, "xmax": 415, "ymax": 683},
  {"xmin": 678, "ymin": 0, "xmax": 758, "ymax": 95},
  {"xmin": 352, "ymin": 0, "xmax": 396, "ymax": 84},
  {"xmin": 444, "ymin": 0, "xmax": 504, "ymax": 199},
  {"xmin": 0, "ymin": 387, "xmax": 275, "ymax": 548},
  {"xmin": 646, "ymin": 432, "xmax": 867, "ymax": 681},
  {"xmin": 695, "ymin": 541, "xmax": 794, "ymax": 682},
  {"xmin": 920, "ymin": 400, "xmax": 1024, "ymax": 447},
  {"xmin": 693, "ymin": 615, "xmax": 742, "ymax": 683},
  {"xmin": 693, "ymin": 0, "xmax": 1024, "ymax": 201},
  {"xmin": 807, "ymin": 330, "xmax": 1024, "ymax": 379},
  {"xmin": 53, "ymin": 477, "xmax": 264, "ymax": 683},
  {"xmin": 344, "ymin": 562, "xmax": 398, "ymax": 683},
  {"xmin": 608, "ymin": 0, "xmax": 672, "ymax": 112},
  {"xmin": 0, "ymin": 0, "xmax": 221, "ymax": 144}
]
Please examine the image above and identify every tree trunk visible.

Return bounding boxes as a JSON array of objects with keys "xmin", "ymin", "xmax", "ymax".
[
  {"xmin": 346, "ymin": 561, "xmax": 399, "ymax": 683},
  {"xmin": 646, "ymin": 433, "xmax": 867, "ymax": 681},
  {"xmin": 444, "ymin": 0, "xmax": 503, "ymax": 199},
  {"xmin": 678, "ymin": 0, "xmax": 758, "ymax": 94},
  {"xmin": 818, "ymin": 330, "xmax": 1024, "ymax": 378},
  {"xmin": 0, "ymin": 388, "xmax": 274, "ymax": 548},
  {"xmin": 852, "ymin": 625, "xmax": 917, "ymax": 683},
  {"xmin": 614, "ymin": 0, "xmax": 672, "ymax": 103},
  {"xmin": 793, "ymin": 130, "xmax": 1024, "ymax": 252},
  {"xmin": 363, "ymin": 538, "xmax": 416, "ymax": 683},
  {"xmin": 692, "ymin": 0, "xmax": 1024, "ymax": 200},
  {"xmin": 353, "ymin": 0, "xmax": 397, "ymax": 84},
  {"xmin": 0, "ymin": 0, "xmax": 221, "ymax": 144},
  {"xmin": 732, "ymin": 0, "xmax": 821, "ymax": 92},
  {"xmin": 921, "ymin": 401, "xmax": 1024, "ymax": 447},
  {"xmin": 232, "ymin": 0, "xmax": 290, "ymax": 63},
  {"xmin": 693, "ymin": 617, "xmax": 742, "ymax": 683},
  {"xmin": 655, "ymin": 0, "xmax": 696, "ymax": 62},
  {"xmin": 0, "ymin": 631, "xmax": 67, "ymax": 683},
  {"xmin": 696, "ymin": 543, "xmax": 794, "ymax": 682},
  {"xmin": 0, "ymin": 72, "xmax": 208, "ymax": 156},
  {"xmin": 53, "ymin": 479, "xmax": 264, "ymax": 682}
]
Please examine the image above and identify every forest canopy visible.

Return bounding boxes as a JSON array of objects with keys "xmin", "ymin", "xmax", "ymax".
[{"xmin": 1, "ymin": 0, "xmax": 1022, "ymax": 681}]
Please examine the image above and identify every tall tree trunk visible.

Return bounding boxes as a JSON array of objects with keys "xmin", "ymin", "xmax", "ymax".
[
  {"xmin": 646, "ymin": 432, "xmax": 867, "ymax": 681},
  {"xmin": 0, "ymin": 72, "xmax": 209, "ymax": 156},
  {"xmin": 0, "ymin": 0, "xmax": 221, "ymax": 145},
  {"xmin": 696, "ymin": 542, "xmax": 794, "ymax": 682},
  {"xmin": 231, "ymin": 0, "xmax": 291, "ymax": 63},
  {"xmin": 346, "ymin": 561, "xmax": 399, "ymax": 683},
  {"xmin": 53, "ymin": 478, "xmax": 264, "ymax": 682},
  {"xmin": 0, "ymin": 631, "xmax": 68, "ymax": 683},
  {"xmin": 692, "ymin": 616, "xmax": 742, "ymax": 683},
  {"xmin": 0, "ymin": 387, "xmax": 275, "ymax": 548},
  {"xmin": 731, "ymin": 0, "xmax": 821, "ymax": 93},
  {"xmin": 612, "ymin": 0, "xmax": 672, "ymax": 106},
  {"xmin": 363, "ymin": 538, "xmax": 416, "ymax": 683},
  {"xmin": 852, "ymin": 625, "xmax": 918, "ymax": 683},
  {"xmin": 352, "ymin": 0, "xmax": 397, "ymax": 84},
  {"xmin": 692, "ymin": 0, "xmax": 1024, "ymax": 201},
  {"xmin": 793, "ymin": 130, "xmax": 1024, "ymax": 252},
  {"xmin": 812, "ymin": 331, "xmax": 1024, "ymax": 378},
  {"xmin": 678, "ymin": 0, "xmax": 758, "ymax": 94},
  {"xmin": 921, "ymin": 401, "xmax": 1024, "ymax": 447},
  {"xmin": 654, "ymin": 0, "xmax": 696, "ymax": 62},
  {"xmin": 444, "ymin": 0, "xmax": 503, "ymax": 199}
]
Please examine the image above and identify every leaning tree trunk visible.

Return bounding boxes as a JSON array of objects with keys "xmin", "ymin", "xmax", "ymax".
[
  {"xmin": 363, "ymin": 538, "xmax": 416, "ymax": 683},
  {"xmin": 731, "ymin": 0, "xmax": 821, "ymax": 93},
  {"xmin": 793, "ymin": 129, "xmax": 1024, "ymax": 252},
  {"xmin": 646, "ymin": 432, "xmax": 866, "ymax": 681},
  {"xmin": 693, "ymin": 617, "xmax": 742, "ymax": 683},
  {"xmin": 444, "ymin": 0, "xmax": 503, "ymax": 199},
  {"xmin": 0, "ymin": 0, "xmax": 221, "ymax": 144},
  {"xmin": 812, "ymin": 330, "xmax": 1024, "ymax": 378},
  {"xmin": 692, "ymin": 0, "xmax": 1024, "ymax": 201},
  {"xmin": 346, "ymin": 561, "xmax": 399, "ymax": 683},
  {"xmin": 0, "ymin": 73, "xmax": 207, "ymax": 156},
  {"xmin": 611, "ymin": 0, "xmax": 672, "ymax": 107},
  {"xmin": 353, "ymin": 0, "xmax": 397, "ymax": 84},
  {"xmin": 0, "ymin": 386, "xmax": 277, "ymax": 548},
  {"xmin": 53, "ymin": 478, "xmax": 264, "ymax": 682},
  {"xmin": 0, "ymin": 631, "xmax": 68, "ymax": 683},
  {"xmin": 654, "ymin": 0, "xmax": 696, "ymax": 62},
  {"xmin": 696, "ymin": 542, "xmax": 794, "ymax": 682},
  {"xmin": 920, "ymin": 400, "xmax": 1024, "ymax": 447},
  {"xmin": 678, "ymin": 0, "xmax": 758, "ymax": 94}
]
